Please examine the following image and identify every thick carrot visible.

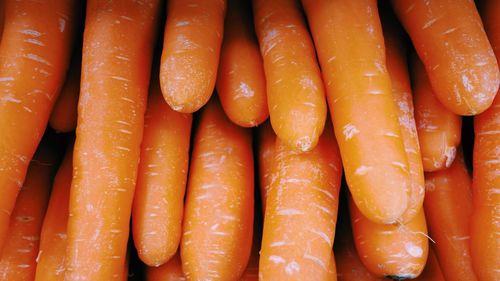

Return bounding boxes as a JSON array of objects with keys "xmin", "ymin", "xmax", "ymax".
[
  {"xmin": 0, "ymin": 0, "xmax": 77, "ymax": 251},
  {"xmin": 383, "ymin": 11, "xmax": 425, "ymax": 223},
  {"xmin": 132, "ymin": 73, "xmax": 192, "ymax": 267},
  {"xmin": 259, "ymin": 122, "xmax": 342, "ymax": 280},
  {"xmin": 159, "ymin": 0, "xmax": 226, "ymax": 113},
  {"xmin": 64, "ymin": 2, "xmax": 160, "ymax": 280},
  {"xmin": 302, "ymin": 0, "xmax": 411, "ymax": 224},
  {"xmin": 146, "ymin": 252, "xmax": 185, "ymax": 281},
  {"xmin": 0, "ymin": 143, "xmax": 56, "ymax": 281},
  {"xmin": 414, "ymin": 247, "xmax": 445, "ymax": 281},
  {"xmin": 391, "ymin": 0, "xmax": 500, "ymax": 116},
  {"xmin": 181, "ymin": 97, "xmax": 254, "ymax": 280},
  {"xmin": 257, "ymin": 120, "xmax": 276, "ymax": 212},
  {"xmin": 216, "ymin": 0, "xmax": 268, "ymax": 128},
  {"xmin": 349, "ymin": 197, "xmax": 428, "ymax": 279},
  {"xmin": 34, "ymin": 143, "xmax": 73, "ymax": 281},
  {"xmin": 412, "ymin": 55, "xmax": 462, "ymax": 172},
  {"xmin": 253, "ymin": 0, "xmax": 327, "ymax": 152},
  {"xmin": 424, "ymin": 151, "xmax": 477, "ymax": 281},
  {"xmin": 49, "ymin": 50, "xmax": 81, "ymax": 133}
]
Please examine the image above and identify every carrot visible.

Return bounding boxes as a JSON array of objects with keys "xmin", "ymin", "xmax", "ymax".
[
  {"xmin": 0, "ymin": 1, "xmax": 4, "ymax": 40},
  {"xmin": 216, "ymin": 0, "xmax": 268, "ymax": 128},
  {"xmin": 0, "ymin": 142, "xmax": 56, "ymax": 281},
  {"xmin": 0, "ymin": 0, "xmax": 77, "ymax": 251},
  {"xmin": 302, "ymin": 0, "xmax": 411, "ymax": 224},
  {"xmin": 383, "ymin": 10, "xmax": 425, "ymax": 223},
  {"xmin": 259, "ymin": 121, "xmax": 342, "ymax": 280},
  {"xmin": 257, "ymin": 120, "xmax": 276, "ymax": 212},
  {"xmin": 146, "ymin": 252, "xmax": 185, "ymax": 281},
  {"xmin": 64, "ymin": 2, "xmax": 160, "ymax": 280},
  {"xmin": 414, "ymin": 247, "xmax": 445, "ymax": 281},
  {"xmin": 159, "ymin": 0, "xmax": 226, "ymax": 113},
  {"xmin": 391, "ymin": 0, "xmax": 500, "ymax": 116},
  {"xmin": 424, "ymin": 150, "xmax": 477, "ymax": 281},
  {"xmin": 34, "ymin": 142, "xmax": 73, "ymax": 281},
  {"xmin": 49, "ymin": 49, "xmax": 81, "ymax": 133},
  {"xmin": 412, "ymin": 55, "xmax": 462, "ymax": 172},
  {"xmin": 181, "ymin": 97, "xmax": 254, "ymax": 280},
  {"xmin": 349, "ymin": 197, "xmax": 428, "ymax": 279},
  {"xmin": 253, "ymin": 0, "xmax": 327, "ymax": 152},
  {"xmin": 132, "ymin": 72, "xmax": 192, "ymax": 267},
  {"xmin": 470, "ymin": 2, "xmax": 500, "ymax": 279}
]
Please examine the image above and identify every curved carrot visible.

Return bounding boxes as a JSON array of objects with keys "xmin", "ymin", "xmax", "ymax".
[
  {"xmin": 253, "ymin": 0, "xmax": 327, "ymax": 152},
  {"xmin": 132, "ymin": 73, "xmax": 192, "ymax": 267},
  {"xmin": 34, "ymin": 143, "xmax": 73, "ymax": 281},
  {"xmin": 350, "ymin": 197, "xmax": 428, "ymax": 279},
  {"xmin": 302, "ymin": 0, "xmax": 411, "ymax": 224},
  {"xmin": 383, "ymin": 12, "xmax": 425, "ymax": 223},
  {"xmin": 257, "ymin": 120, "xmax": 276, "ymax": 213},
  {"xmin": 259, "ymin": 122, "xmax": 342, "ymax": 280},
  {"xmin": 146, "ymin": 252, "xmax": 184, "ymax": 281},
  {"xmin": 424, "ymin": 151, "xmax": 477, "ymax": 281},
  {"xmin": 391, "ymin": 0, "xmax": 500, "ymax": 116},
  {"xmin": 414, "ymin": 247, "xmax": 445, "ymax": 281},
  {"xmin": 216, "ymin": 0, "xmax": 268, "ymax": 127},
  {"xmin": 412, "ymin": 55, "xmax": 462, "ymax": 172},
  {"xmin": 64, "ymin": 2, "xmax": 160, "ymax": 280},
  {"xmin": 0, "ymin": 143, "xmax": 56, "ymax": 281},
  {"xmin": 0, "ymin": 0, "xmax": 77, "ymax": 251},
  {"xmin": 181, "ymin": 97, "xmax": 254, "ymax": 280},
  {"xmin": 160, "ymin": 0, "xmax": 226, "ymax": 113}
]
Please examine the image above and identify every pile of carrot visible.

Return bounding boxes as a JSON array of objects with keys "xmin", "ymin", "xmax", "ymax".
[{"xmin": 0, "ymin": 0, "xmax": 498, "ymax": 280}]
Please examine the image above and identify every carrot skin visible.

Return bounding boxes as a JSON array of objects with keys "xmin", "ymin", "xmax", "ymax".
[
  {"xmin": 146, "ymin": 252, "xmax": 185, "ymax": 281},
  {"xmin": 414, "ymin": 247, "xmax": 445, "ymax": 281}
]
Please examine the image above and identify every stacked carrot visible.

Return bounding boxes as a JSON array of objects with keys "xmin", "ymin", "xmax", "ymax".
[{"xmin": 0, "ymin": 0, "xmax": 498, "ymax": 280}]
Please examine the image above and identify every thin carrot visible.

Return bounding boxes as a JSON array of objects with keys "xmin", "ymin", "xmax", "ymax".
[
  {"xmin": 0, "ymin": 0, "xmax": 77, "ymax": 251},
  {"xmin": 181, "ymin": 97, "xmax": 254, "ymax": 280},
  {"xmin": 216, "ymin": 0, "xmax": 268, "ymax": 128},
  {"xmin": 0, "ymin": 142, "xmax": 56, "ymax": 281},
  {"xmin": 253, "ymin": 0, "xmax": 327, "ymax": 152},
  {"xmin": 412, "ymin": 55, "xmax": 462, "ymax": 172},
  {"xmin": 146, "ymin": 252, "xmax": 185, "ymax": 281},
  {"xmin": 302, "ymin": 0, "xmax": 411, "ymax": 224},
  {"xmin": 132, "ymin": 72, "xmax": 192, "ymax": 267},
  {"xmin": 414, "ymin": 247, "xmax": 445, "ymax": 281},
  {"xmin": 34, "ymin": 143, "xmax": 73, "ymax": 281},
  {"xmin": 349, "ymin": 197, "xmax": 428, "ymax": 279},
  {"xmin": 64, "ymin": 2, "xmax": 160, "ymax": 280},
  {"xmin": 391, "ymin": 0, "xmax": 500, "ymax": 116},
  {"xmin": 424, "ymin": 150, "xmax": 477, "ymax": 281},
  {"xmin": 160, "ymin": 0, "xmax": 226, "ymax": 113},
  {"xmin": 383, "ymin": 9, "xmax": 425, "ymax": 222},
  {"xmin": 259, "ymin": 121, "xmax": 342, "ymax": 280},
  {"xmin": 257, "ymin": 120, "xmax": 276, "ymax": 212}
]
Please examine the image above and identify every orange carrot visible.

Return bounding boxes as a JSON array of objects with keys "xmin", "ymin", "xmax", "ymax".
[
  {"xmin": 412, "ymin": 55, "xmax": 462, "ymax": 172},
  {"xmin": 349, "ymin": 198, "xmax": 428, "ymax": 279},
  {"xmin": 302, "ymin": 0, "xmax": 411, "ymax": 224},
  {"xmin": 64, "ymin": 2, "xmax": 160, "ymax": 280},
  {"xmin": 0, "ymin": 143, "xmax": 56, "ymax": 281},
  {"xmin": 257, "ymin": 120, "xmax": 276, "ymax": 212},
  {"xmin": 259, "ymin": 122, "xmax": 342, "ymax": 280},
  {"xmin": 424, "ymin": 151, "xmax": 477, "ymax": 281},
  {"xmin": 383, "ymin": 11, "xmax": 425, "ymax": 222},
  {"xmin": 253, "ymin": 0, "xmax": 327, "ymax": 152},
  {"xmin": 146, "ymin": 252, "xmax": 184, "ymax": 281},
  {"xmin": 414, "ymin": 247, "xmax": 445, "ymax": 281},
  {"xmin": 0, "ymin": 0, "xmax": 77, "ymax": 251},
  {"xmin": 132, "ymin": 72, "xmax": 192, "ymax": 267},
  {"xmin": 160, "ymin": 0, "xmax": 226, "ymax": 113},
  {"xmin": 216, "ymin": 0, "xmax": 268, "ymax": 127},
  {"xmin": 181, "ymin": 97, "xmax": 254, "ymax": 280},
  {"xmin": 391, "ymin": 0, "xmax": 500, "ymax": 115},
  {"xmin": 34, "ymin": 143, "xmax": 73, "ymax": 281}
]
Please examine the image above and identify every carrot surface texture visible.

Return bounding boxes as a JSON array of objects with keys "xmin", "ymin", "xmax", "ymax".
[
  {"xmin": 146, "ymin": 252, "xmax": 185, "ymax": 281},
  {"xmin": 414, "ymin": 247, "xmax": 445, "ymax": 281},
  {"xmin": 0, "ymin": 0, "xmax": 77, "ymax": 251},
  {"xmin": 391, "ymin": 0, "xmax": 500, "ymax": 116},
  {"xmin": 424, "ymin": 151, "xmax": 477, "ymax": 281},
  {"xmin": 412, "ymin": 55, "xmax": 462, "ymax": 172},
  {"xmin": 132, "ymin": 72, "xmax": 193, "ymax": 267},
  {"xmin": 216, "ymin": 0, "xmax": 268, "ymax": 128},
  {"xmin": 253, "ymin": 0, "xmax": 327, "ymax": 152},
  {"xmin": 259, "ymin": 122, "xmax": 342, "ymax": 280},
  {"xmin": 0, "ymin": 143, "xmax": 56, "ymax": 281},
  {"xmin": 181, "ymin": 97, "xmax": 254, "ymax": 280},
  {"xmin": 64, "ymin": 1, "xmax": 160, "ymax": 280},
  {"xmin": 257, "ymin": 120, "xmax": 276, "ymax": 213},
  {"xmin": 302, "ymin": 0, "xmax": 411, "ymax": 224},
  {"xmin": 160, "ymin": 0, "xmax": 226, "ymax": 113}
]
